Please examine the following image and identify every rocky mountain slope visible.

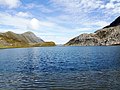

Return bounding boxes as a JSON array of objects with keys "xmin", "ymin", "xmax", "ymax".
[
  {"xmin": 0, "ymin": 31, "xmax": 55, "ymax": 48},
  {"xmin": 65, "ymin": 16, "xmax": 120, "ymax": 46},
  {"xmin": 22, "ymin": 31, "xmax": 44, "ymax": 43}
]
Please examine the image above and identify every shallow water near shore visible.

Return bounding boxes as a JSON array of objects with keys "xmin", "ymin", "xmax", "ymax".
[{"xmin": 0, "ymin": 46, "xmax": 120, "ymax": 90}]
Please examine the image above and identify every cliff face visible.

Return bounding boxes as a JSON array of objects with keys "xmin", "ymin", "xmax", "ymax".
[
  {"xmin": 0, "ymin": 31, "xmax": 44, "ymax": 48},
  {"xmin": 65, "ymin": 16, "xmax": 120, "ymax": 46}
]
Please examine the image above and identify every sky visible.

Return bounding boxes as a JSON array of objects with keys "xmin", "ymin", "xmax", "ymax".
[{"xmin": 0, "ymin": 0, "xmax": 120, "ymax": 44}]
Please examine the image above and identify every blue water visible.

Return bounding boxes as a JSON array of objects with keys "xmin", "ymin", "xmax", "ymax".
[{"xmin": 0, "ymin": 46, "xmax": 120, "ymax": 90}]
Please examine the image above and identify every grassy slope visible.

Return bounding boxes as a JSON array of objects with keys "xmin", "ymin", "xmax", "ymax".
[
  {"xmin": 0, "ymin": 32, "xmax": 56, "ymax": 49},
  {"xmin": 32, "ymin": 42, "xmax": 56, "ymax": 47}
]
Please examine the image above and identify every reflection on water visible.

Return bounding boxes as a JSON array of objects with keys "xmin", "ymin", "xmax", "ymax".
[{"xmin": 0, "ymin": 46, "xmax": 120, "ymax": 90}]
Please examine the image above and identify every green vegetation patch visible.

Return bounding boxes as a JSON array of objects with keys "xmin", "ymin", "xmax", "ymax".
[{"xmin": 32, "ymin": 42, "xmax": 56, "ymax": 47}]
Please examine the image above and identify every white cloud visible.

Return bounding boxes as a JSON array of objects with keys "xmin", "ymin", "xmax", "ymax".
[
  {"xmin": 110, "ymin": 0, "xmax": 120, "ymax": 3},
  {"xmin": 83, "ymin": 21, "xmax": 109, "ymax": 28},
  {"xmin": 16, "ymin": 12, "xmax": 30, "ymax": 17},
  {"xmin": 49, "ymin": 0, "xmax": 120, "ymax": 29},
  {"xmin": 29, "ymin": 18, "xmax": 40, "ymax": 30},
  {"xmin": 0, "ymin": 0, "xmax": 21, "ymax": 8},
  {"xmin": 51, "ymin": 0, "xmax": 120, "ymax": 19},
  {"xmin": 105, "ymin": 3, "xmax": 115, "ymax": 9},
  {"xmin": 102, "ymin": 1, "xmax": 120, "ymax": 16},
  {"xmin": 38, "ymin": 5, "xmax": 54, "ymax": 13},
  {"xmin": 51, "ymin": 0, "xmax": 103, "ymax": 13},
  {"xmin": 23, "ymin": 3, "xmax": 53, "ymax": 13},
  {"xmin": 74, "ymin": 28, "xmax": 94, "ymax": 32},
  {"xmin": 100, "ymin": 2, "xmax": 115, "ymax": 9},
  {"xmin": 100, "ymin": 0, "xmax": 120, "ymax": 15},
  {"xmin": 29, "ymin": 18, "xmax": 56, "ymax": 30},
  {"xmin": 0, "ymin": 12, "xmax": 56, "ymax": 30},
  {"xmin": 24, "ymin": 3, "xmax": 35, "ymax": 9},
  {"xmin": 0, "ymin": 12, "xmax": 29, "ymax": 29},
  {"xmin": 94, "ymin": 21, "xmax": 109, "ymax": 27}
]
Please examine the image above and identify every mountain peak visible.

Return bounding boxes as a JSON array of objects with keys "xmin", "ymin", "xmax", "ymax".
[
  {"xmin": 22, "ymin": 31, "xmax": 44, "ymax": 43},
  {"xmin": 104, "ymin": 16, "xmax": 120, "ymax": 28},
  {"xmin": 23, "ymin": 31, "xmax": 34, "ymax": 35},
  {"xmin": 0, "ymin": 31, "xmax": 44, "ymax": 44},
  {"xmin": 6, "ymin": 31, "xmax": 15, "ymax": 34}
]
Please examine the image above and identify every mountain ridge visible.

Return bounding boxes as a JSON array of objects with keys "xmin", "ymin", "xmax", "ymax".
[
  {"xmin": 65, "ymin": 16, "xmax": 120, "ymax": 46},
  {"xmin": 0, "ymin": 31, "xmax": 55, "ymax": 48},
  {"xmin": 104, "ymin": 16, "xmax": 120, "ymax": 28}
]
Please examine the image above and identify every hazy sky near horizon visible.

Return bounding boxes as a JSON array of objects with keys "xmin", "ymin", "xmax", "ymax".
[{"xmin": 0, "ymin": 0, "xmax": 120, "ymax": 44}]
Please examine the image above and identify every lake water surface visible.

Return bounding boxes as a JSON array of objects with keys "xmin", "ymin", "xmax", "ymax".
[{"xmin": 0, "ymin": 46, "xmax": 120, "ymax": 90}]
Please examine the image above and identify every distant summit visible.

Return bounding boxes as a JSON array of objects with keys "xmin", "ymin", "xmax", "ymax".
[
  {"xmin": 22, "ymin": 31, "xmax": 44, "ymax": 43},
  {"xmin": 1, "ymin": 31, "xmax": 44, "ymax": 44},
  {"xmin": 0, "ymin": 31, "xmax": 56, "ymax": 48}
]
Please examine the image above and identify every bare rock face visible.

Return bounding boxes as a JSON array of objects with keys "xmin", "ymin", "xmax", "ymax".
[
  {"xmin": 95, "ymin": 26, "xmax": 120, "ymax": 46},
  {"xmin": 65, "ymin": 33, "xmax": 100, "ymax": 46},
  {"xmin": 65, "ymin": 16, "xmax": 120, "ymax": 46}
]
